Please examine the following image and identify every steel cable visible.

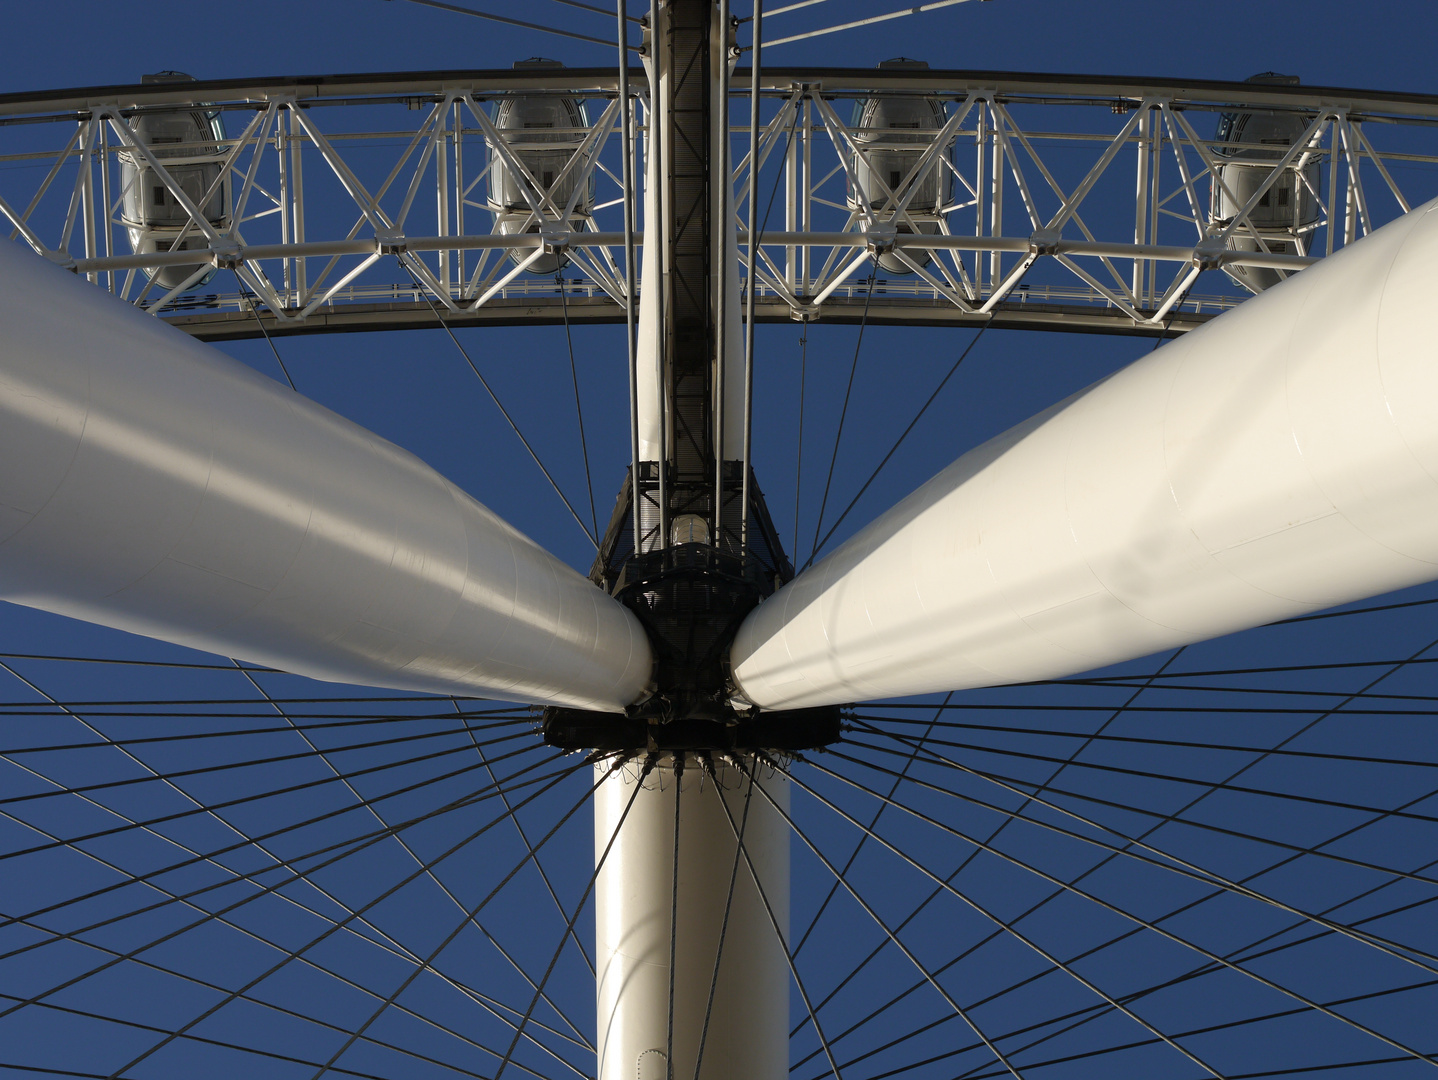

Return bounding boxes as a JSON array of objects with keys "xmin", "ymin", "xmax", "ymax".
[
  {"xmin": 558, "ymin": 270, "xmax": 599, "ymax": 539},
  {"xmin": 405, "ymin": 262, "xmax": 599, "ymax": 549},
  {"xmin": 805, "ymin": 267, "xmax": 877, "ymax": 566}
]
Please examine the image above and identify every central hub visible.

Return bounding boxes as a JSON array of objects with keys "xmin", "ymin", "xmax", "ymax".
[
  {"xmin": 544, "ymin": 541, "xmax": 843, "ymax": 754},
  {"xmin": 618, "ymin": 541, "xmax": 763, "ymax": 721}
]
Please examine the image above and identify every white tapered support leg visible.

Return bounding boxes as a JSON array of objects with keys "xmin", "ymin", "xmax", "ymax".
[
  {"xmin": 595, "ymin": 757, "xmax": 789, "ymax": 1080},
  {"xmin": 0, "ymin": 240, "xmax": 652, "ymax": 711},
  {"xmin": 731, "ymin": 196, "xmax": 1438, "ymax": 709}
]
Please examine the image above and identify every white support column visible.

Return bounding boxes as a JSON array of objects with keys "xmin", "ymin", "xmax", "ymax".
[
  {"xmin": 1132, "ymin": 106, "xmax": 1149, "ymax": 303},
  {"xmin": 290, "ymin": 107, "xmax": 307, "ymax": 303},
  {"xmin": 801, "ymin": 95, "xmax": 812, "ymax": 295},
  {"xmin": 636, "ymin": 85, "xmax": 665, "ymax": 466},
  {"xmin": 719, "ymin": 146, "xmax": 745, "ymax": 465},
  {"xmin": 784, "ymin": 89, "xmax": 797, "ymax": 293},
  {"xmin": 595, "ymin": 757, "xmax": 790, "ymax": 1080},
  {"xmin": 988, "ymin": 108, "xmax": 1004, "ymax": 287},
  {"xmin": 436, "ymin": 104, "xmax": 451, "ymax": 294},
  {"xmin": 712, "ymin": 0, "xmax": 744, "ymax": 472}
]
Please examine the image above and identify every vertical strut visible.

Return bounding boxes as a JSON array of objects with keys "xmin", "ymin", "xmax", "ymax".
[
  {"xmin": 619, "ymin": 0, "xmax": 643, "ymax": 555},
  {"xmin": 740, "ymin": 2, "xmax": 764, "ymax": 555}
]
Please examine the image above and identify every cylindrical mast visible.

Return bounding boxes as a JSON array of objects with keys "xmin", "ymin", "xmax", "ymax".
[
  {"xmin": 597, "ymin": 6, "xmax": 791, "ymax": 1080},
  {"xmin": 595, "ymin": 759, "xmax": 789, "ymax": 1080}
]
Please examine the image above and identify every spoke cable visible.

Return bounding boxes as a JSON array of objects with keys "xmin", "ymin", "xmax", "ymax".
[
  {"xmin": 456, "ymin": 701, "xmax": 596, "ymax": 977},
  {"xmin": 1, "ymin": 743, "xmax": 556, "ymax": 945},
  {"xmin": 490, "ymin": 756, "xmax": 652, "ymax": 1080},
  {"xmin": 0, "ymin": 994, "xmax": 417, "ymax": 1080},
  {"xmin": 711, "ymin": 762, "xmax": 846, "ymax": 1080},
  {"xmin": 406, "ymin": 261, "xmax": 599, "ymax": 548},
  {"xmin": 947, "ymin": 784, "xmax": 1438, "ymax": 1073},
  {"xmin": 0, "ymin": 834, "xmax": 541, "ymax": 1079},
  {"xmin": 237, "ymin": 272, "xmax": 297, "ymax": 389},
  {"xmin": 558, "ymin": 269, "xmax": 599, "ymax": 540},
  {"xmin": 233, "ymin": 664, "xmax": 595, "ymax": 1053},
  {"xmin": 0, "ymin": 665, "xmax": 541, "ymax": 1028},
  {"xmin": 791, "ymin": 764, "xmax": 1438, "ymax": 1080},
  {"xmin": 0, "ymin": 773, "xmax": 602, "ymax": 1080},
  {"xmin": 850, "ymin": 727, "xmax": 1438, "ymax": 831},
  {"xmin": 305, "ymin": 760, "xmax": 618, "ymax": 1080},
  {"xmin": 849, "ymin": 734, "xmax": 1438, "ymax": 887},
  {"xmin": 784, "ymin": 766, "xmax": 1436, "ymax": 1071},
  {"xmin": 0, "ymin": 652, "xmax": 282, "ymax": 671},
  {"xmin": 746, "ymin": 766, "xmax": 1036, "ymax": 1080},
  {"xmin": 805, "ymin": 267, "xmax": 876, "ymax": 567},
  {"xmin": 0, "ymin": 750, "xmax": 593, "ymax": 1073},
  {"xmin": 0, "ymin": 723, "xmax": 487, "ymax": 809},
  {"xmin": 808, "ymin": 312, "xmax": 998, "ymax": 563},
  {"xmin": 546, "ymin": 0, "xmax": 643, "ymax": 21},
  {"xmin": 934, "ymin": 679, "xmax": 1438, "ymax": 703},
  {"xmin": 1272, "ymin": 595, "xmax": 1438, "ymax": 626},
  {"xmin": 792, "ymin": 652, "xmax": 1185, "ymax": 1048},
  {"xmin": 384, "ymin": 0, "xmax": 628, "ymax": 48},
  {"xmin": 692, "ymin": 759, "xmax": 754, "ymax": 1080},
  {"xmin": 828, "ymin": 744, "xmax": 1438, "ymax": 1063},
  {"xmin": 858, "ymin": 711, "xmax": 1438, "ymax": 771},
  {"xmin": 948, "ymin": 900, "xmax": 1438, "ymax": 1079},
  {"xmin": 791, "ymin": 693, "xmax": 953, "ymax": 960},
  {"xmin": 819, "ymin": 745, "xmax": 1438, "ymax": 979},
  {"xmin": 99, "ymin": 758, "xmax": 590, "ymax": 1079},
  {"xmin": 0, "ymin": 753, "xmax": 569, "ymax": 991},
  {"xmin": 762, "ymin": 0, "xmax": 984, "ymax": 47},
  {"xmin": 0, "ymin": 762, "xmax": 584, "ymax": 1080},
  {"xmin": 0, "ymin": 734, "xmax": 527, "ymax": 873},
  {"xmin": 0, "ymin": 713, "xmax": 530, "ymax": 758},
  {"xmin": 0, "ymin": 871, "xmax": 572, "ymax": 1080}
]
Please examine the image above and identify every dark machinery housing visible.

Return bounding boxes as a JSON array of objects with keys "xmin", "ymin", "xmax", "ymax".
[
  {"xmin": 542, "ymin": 705, "xmax": 842, "ymax": 755},
  {"xmin": 544, "ymin": 541, "xmax": 843, "ymax": 755}
]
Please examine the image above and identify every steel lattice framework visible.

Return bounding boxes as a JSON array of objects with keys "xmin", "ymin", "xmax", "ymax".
[{"xmin": 3, "ymin": 67, "xmax": 1437, "ymax": 341}]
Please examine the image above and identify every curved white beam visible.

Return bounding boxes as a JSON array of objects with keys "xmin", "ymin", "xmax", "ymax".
[
  {"xmin": 731, "ymin": 198, "xmax": 1438, "ymax": 709},
  {"xmin": 0, "ymin": 240, "xmax": 652, "ymax": 711}
]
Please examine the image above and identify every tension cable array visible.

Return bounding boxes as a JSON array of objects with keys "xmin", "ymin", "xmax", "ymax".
[
  {"xmin": 405, "ymin": 262, "xmax": 600, "ymax": 550},
  {"xmin": 559, "ymin": 271, "xmax": 599, "ymax": 540},
  {"xmin": 382, "ymin": 0, "xmax": 634, "ymax": 49}
]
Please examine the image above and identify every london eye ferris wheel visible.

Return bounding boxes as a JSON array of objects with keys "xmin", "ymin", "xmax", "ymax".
[{"xmin": 2, "ymin": 2, "xmax": 1438, "ymax": 1079}]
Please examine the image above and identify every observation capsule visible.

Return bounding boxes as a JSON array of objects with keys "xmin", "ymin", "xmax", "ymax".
[
  {"xmin": 848, "ymin": 58, "xmax": 954, "ymax": 274},
  {"xmin": 487, "ymin": 59, "xmax": 595, "ymax": 275},
  {"xmin": 118, "ymin": 71, "xmax": 231, "ymax": 293},
  {"xmin": 1211, "ymin": 72, "xmax": 1321, "ymax": 293}
]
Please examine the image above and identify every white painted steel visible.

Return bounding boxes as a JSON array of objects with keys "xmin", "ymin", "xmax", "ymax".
[
  {"xmin": 636, "ymin": 99, "xmax": 664, "ymax": 462},
  {"xmin": 0, "ymin": 239, "xmax": 652, "ymax": 710},
  {"xmin": 731, "ymin": 197, "xmax": 1438, "ymax": 709},
  {"xmin": 595, "ymin": 758, "xmax": 789, "ymax": 1080}
]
